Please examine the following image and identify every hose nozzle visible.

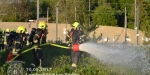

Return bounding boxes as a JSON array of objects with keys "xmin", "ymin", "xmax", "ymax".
[{"xmin": 71, "ymin": 44, "xmax": 80, "ymax": 51}]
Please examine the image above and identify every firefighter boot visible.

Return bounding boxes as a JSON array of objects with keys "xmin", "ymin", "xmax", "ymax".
[{"xmin": 71, "ymin": 57, "xmax": 78, "ymax": 69}]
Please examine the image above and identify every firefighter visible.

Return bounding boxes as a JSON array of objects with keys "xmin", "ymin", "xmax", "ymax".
[
  {"xmin": 0, "ymin": 28, "xmax": 4, "ymax": 51},
  {"xmin": 22, "ymin": 29, "xmax": 28, "ymax": 48},
  {"xmin": 9, "ymin": 30, "xmax": 17, "ymax": 48},
  {"xmin": 39, "ymin": 21, "xmax": 48, "ymax": 44},
  {"xmin": 66, "ymin": 22, "xmax": 85, "ymax": 69},
  {"xmin": 28, "ymin": 21, "xmax": 47, "ymax": 73},
  {"xmin": 12, "ymin": 26, "xmax": 26, "ymax": 61},
  {"xmin": 28, "ymin": 22, "xmax": 48, "ymax": 46},
  {"xmin": 3, "ymin": 28, "xmax": 11, "ymax": 50},
  {"xmin": 28, "ymin": 28, "xmax": 37, "ymax": 45},
  {"xmin": 24, "ymin": 31, "xmax": 30, "ymax": 46}
]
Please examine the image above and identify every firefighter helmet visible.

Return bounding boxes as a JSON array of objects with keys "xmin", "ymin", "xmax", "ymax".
[
  {"xmin": 38, "ymin": 21, "xmax": 47, "ymax": 30},
  {"xmin": 16, "ymin": 26, "xmax": 26, "ymax": 33},
  {"xmin": 5, "ymin": 28, "xmax": 10, "ymax": 32},
  {"xmin": 72, "ymin": 22, "xmax": 80, "ymax": 30}
]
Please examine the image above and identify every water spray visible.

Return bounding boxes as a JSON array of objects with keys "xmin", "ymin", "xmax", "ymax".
[{"xmin": 78, "ymin": 42, "xmax": 150, "ymax": 74}]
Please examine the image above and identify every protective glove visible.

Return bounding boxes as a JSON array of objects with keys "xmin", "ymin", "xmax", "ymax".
[
  {"xmin": 66, "ymin": 41, "xmax": 69, "ymax": 44},
  {"xmin": 68, "ymin": 44, "xmax": 71, "ymax": 47},
  {"xmin": 79, "ymin": 37, "xmax": 84, "ymax": 44},
  {"xmin": 66, "ymin": 41, "xmax": 72, "ymax": 47},
  {"xmin": 26, "ymin": 41, "xmax": 30, "ymax": 46}
]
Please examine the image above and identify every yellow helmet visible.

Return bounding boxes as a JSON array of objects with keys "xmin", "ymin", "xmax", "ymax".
[
  {"xmin": 72, "ymin": 22, "xmax": 80, "ymax": 30},
  {"xmin": 5, "ymin": 28, "xmax": 10, "ymax": 32},
  {"xmin": 38, "ymin": 21, "xmax": 47, "ymax": 30},
  {"xmin": 16, "ymin": 26, "xmax": 26, "ymax": 33}
]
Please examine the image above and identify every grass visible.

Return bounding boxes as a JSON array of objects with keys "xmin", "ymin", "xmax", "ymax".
[{"xmin": 0, "ymin": 42, "xmax": 150, "ymax": 75}]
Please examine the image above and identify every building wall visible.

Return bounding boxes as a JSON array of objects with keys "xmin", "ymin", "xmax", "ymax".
[{"xmin": 0, "ymin": 22, "xmax": 145, "ymax": 45}]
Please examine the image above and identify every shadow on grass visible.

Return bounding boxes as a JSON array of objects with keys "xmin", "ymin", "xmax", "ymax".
[
  {"xmin": 22, "ymin": 43, "xmax": 71, "ymax": 68},
  {"xmin": 0, "ymin": 50, "xmax": 10, "ymax": 67},
  {"xmin": 42, "ymin": 43, "xmax": 71, "ymax": 67},
  {"xmin": 0, "ymin": 42, "xmax": 71, "ymax": 74}
]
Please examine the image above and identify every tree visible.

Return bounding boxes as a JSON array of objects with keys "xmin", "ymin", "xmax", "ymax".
[
  {"xmin": 75, "ymin": 0, "xmax": 99, "ymax": 35},
  {"xmin": 48, "ymin": 0, "xmax": 99, "ymax": 35},
  {"xmin": 92, "ymin": 4, "xmax": 117, "ymax": 26},
  {"xmin": 40, "ymin": 1, "xmax": 50, "ymax": 18},
  {"xmin": 58, "ymin": 0, "xmax": 75, "ymax": 23},
  {"xmin": 145, "ymin": 0, "xmax": 150, "ymax": 37},
  {"xmin": 2, "ymin": 0, "xmax": 35, "ymax": 22},
  {"xmin": 49, "ymin": 0, "xmax": 79, "ymax": 23},
  {"xmin": 137, "ymin": 0, "xmax": 149, "ymax": 32},
  {"xmin": 28, "ymin": 1, "xmax": 36, "ymax": 20},
  {"xmin": 0, "ymin": 0, "xmax": 17, "ymax": 22},
  {"xmin": 16, "ymin": 1, "xmax": 33, "ymax": 22}
]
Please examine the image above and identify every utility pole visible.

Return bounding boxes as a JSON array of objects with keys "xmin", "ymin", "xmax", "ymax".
[
  {"xmin": 74, "ymin": 0, "xmax": 76, "ymax": 21},
  {"xmin": 135, "ymin": 0, "xmax": 139, "ymax": 45},
  {"xmin": 36, "ymin": 0, "xmax": 39, "ymax": 28},
  {"xmin": 135, "ymin": 0, "xmax": 138, "ymax": 45},
  {"xmin": 124, "ymin": 7, "xmax": 127, "ymax": 43},
  {"xmin": 47, "ymin": 7, "xmax": 49, "ymax": 25},
  {"xmin": 56, "ymin": 2, "xmax": 59, "ymax": 41},
  {"xmin": 66, "ymin": 15, "xmax": 68, "ymax": 29},
  {"xmin": 136, "ymin": 4, "xmax": 139, "ymax": 45},
  {"xmin": 89, "ymin": 0, "xmax": 90, "ymax": 26},
  {"xmin": 75, "ymin": 6, "xmax": 76, "ymax": 21},
  {"xmin": 134, "ymin": 0, "xmax": 137, "ymax": 30}
]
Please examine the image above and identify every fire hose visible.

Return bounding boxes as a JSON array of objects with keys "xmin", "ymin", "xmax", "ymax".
[
  {"xmin": 1, "ymin": 43, "xmax": 81, "ymax": 75},
  {"xmin": 7, "ymin": 43, "xmax": 80, "ymax": 62}
]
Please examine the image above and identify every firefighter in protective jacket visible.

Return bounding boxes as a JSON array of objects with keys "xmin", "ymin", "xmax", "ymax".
[
  {"xmin": 3, "ymin": 28, "xmax": 16, "ymax": 51},
  {"xmin": 13, "ymin": 26, "xmax": 26, "ymax": 60},
  {"xmin": 6, "ymin": 26, "xmax": 26, "ymax": 62},
  {"xmin": 29, "ymin": 21, "xmax": 48, "ymax": 72},
  {"xmin": 66, "ymin": 22, "xmax": 85, "ymax": 69},
  {"xmin": 0, "ymin": 29, "xmax": 4, "ymax": 51},
  {"xmin": 28, "ymin": 22, "xmax": 48, "ymax": 46},
  {"xmin": 3, "ymin": 28, "xmax": 11, "ymax": 50},
  {"xmin": 28, "ymin": 28, "xmax": 37, "ymax": 45}
]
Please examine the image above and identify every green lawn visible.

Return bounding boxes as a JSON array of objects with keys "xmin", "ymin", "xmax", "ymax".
[{"xmin": 0, "ymin": 42, "xmax": 149, "ymax": 75}]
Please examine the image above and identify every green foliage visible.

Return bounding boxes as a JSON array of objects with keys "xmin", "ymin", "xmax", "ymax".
[
  {"xmin": 137, "ymin": 0, "xmax": 149, "ymax": 32},
  {"xmin": 91, "ymin": 0, "xmax": 99, "ymax": 10},
  {"xmin": 28, "ymin": 1, "xmax": 37, "ymax": 20},
  {"xmin": 48, "ymin": 0, "xmax": 59, "ymax": 22},
  {"xmin": 16, "ymin": 1, "xmax": 33, "ymax": 22},
  {"xmin": 2, "ymin": 1, "xmax": 36, "ymax": 22},
  {"xmin": 92, "ymin": 4, "xmax": 118, "ymax": 26},
  {"xmin": 40, "ymin": 1, "xmax": 50, "ymax": 18},
  {"xmin": 1, "ymin": 2, "xmax": 17, "ymax": 22},
  {"xmin": 2, "ymin": 15, "xmax": 17, "ymax": 22}
]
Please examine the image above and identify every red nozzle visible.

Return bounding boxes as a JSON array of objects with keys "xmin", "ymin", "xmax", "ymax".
[
  {"xmin": 41, "ymin": 34, "xmax": 44, "ymax": 39},
  {"xmin": 72, "ymin": 44, "xmax": 80, "ymax": 51},
  {"xmin": 6, "ymin": 51, "xmax": 13, "ymax": 62}
]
